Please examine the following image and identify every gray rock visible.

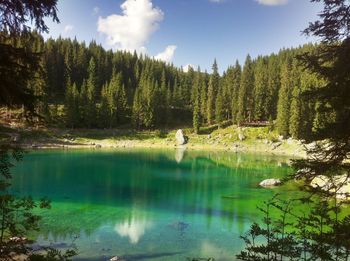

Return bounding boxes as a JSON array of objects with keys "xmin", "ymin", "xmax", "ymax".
[
  {"xmin": 272, "ymin": 142, "xmax": 282, "ymax": 150},
  {"xmin": 95, "ymin": 144, "xmax": 102, "ymax": 148},
  {"xmin": 259, "ymin": 178, "xmax": 282, "ymax": 187},
  {"xmin": 175, "ymin": 129, "xmax": 187, "ymax": 145}
]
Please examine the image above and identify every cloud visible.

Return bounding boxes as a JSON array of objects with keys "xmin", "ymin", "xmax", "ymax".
[
  {"xmin": 209, "ymin": 0, "xmax": 225, "ymax": 3},
  {"xmin": 97, "ymin": 0, "xmax": 164, "ymax": 52},
  {"xmin": 256, "ymin": 0, "xmax": 288, "ymax": 5},
  {"xmin": 114, "ymin": 217, "xmax": 152, "ymax": 244},
  {"xmin": 63, "ymin": 24, "xmax": 74, "ymax": 34},
  {"xmin": 93, "ymin": 6, "xmax": 100, "ymax": 15},
  {"xmin": 154, "ymin": 45, "xmax": 177, "ymax": 63},
  {"xmin": 183, "ymin": 64, "xmax": 195, "ymax": 73}
]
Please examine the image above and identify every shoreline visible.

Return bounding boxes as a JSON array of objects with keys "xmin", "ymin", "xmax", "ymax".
[
  {"xmin": 1, "ymin": 126, "xmax": 306, "ymax": 158},
  {"xmin": 19, "ymin": 137, "xmax": 306, "ymax": 158}
]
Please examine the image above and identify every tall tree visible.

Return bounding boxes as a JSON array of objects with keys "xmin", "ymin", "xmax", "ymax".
[
  {"xmin": 86, "ymin": 58, "xmax": 97, "ymax": 127},
  {"xmin": 207, "ymin": 59, "xmax": 219, "ymax": 125},
  {"xmin": 237, "ymin": 55, "xmax": 254, "ymax": 124},
  {"xmin": 276, "ymin": 58, "xmax": 293, "ymax": 137}
]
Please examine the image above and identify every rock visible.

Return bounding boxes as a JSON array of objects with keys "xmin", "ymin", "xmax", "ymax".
[
  {"xmin": 278, "ymin": 135, "xmax": 284, "ymax": 141},
  {"xmin": 271, "ymin": 142, "xmax": 282, "ymax": 150},
  {"xmin": 95, "ymin": 144, "xmax": 102, "ymax": 148},
  {"xmin": 259, "ymin": 178, "xmax": 282, "ymax": 187},
  {"xmin": 207, "ymin": 134, "xmax": 211, "ymax": 139},
  {"xmin": 31, "ymin": 144, "xmax": 38, "ymax": 148},
  {"xmin": 168, "ymin": 221, "xmax": 189, "ymax": 232},
  {"xmin": 175, "ymin": 129, "xmax": 187, "ymax": 145},
  {"xmin": 110, "ymin": 256, "xmax": 120, "ymax": 261},
  {"xmin": 9, "ymin": 236, "xmax": 27, "ymax": 243},
  {"xmin": 238, "ymin": 133, "xmax": 246, "ymax": 141},
  {"xmin": 263, "ymin": 139, "xmax": 269, "ymax": 144}
]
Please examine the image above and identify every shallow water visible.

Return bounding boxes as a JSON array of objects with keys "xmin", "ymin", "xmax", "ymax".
[{"xmin": 11, "ymin": 149, "xmax": 295, "ymax": 260}]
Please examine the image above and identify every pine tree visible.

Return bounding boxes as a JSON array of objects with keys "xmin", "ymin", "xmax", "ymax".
[
  {"xmin": 79, "ymin": 79, "xmax": 88, "ymax": 126},
  {"xmin": 276, "ymin": 59, "xmax": 293, "ymax": 137},
  {"xmin": 99, "ymin": 83, "xmax": 109, "ymax": 128},
  {"xmin": 231, "ymin": 61, "xmax": 242, "ymax": 124},
  {"xmin": 192, "ymin": 67, "xmax": 202, "ymax": 133},
  {"xmin": 65, "ymin": 80, "xmax": 79, "ymax": 128},
  {"xmin": 86, "ymin": 58, "xmax": 97, "ymax": 128},
  {"xmin": 207, "ymin": 59, "xmax": 219, "ymax": 125},
  {"xmin": 132, "ymin": 87, "xmax": 143, "ymax": 129},
  {"xmin": 200, "ymin": 74, "xmax": 208, "ymax": 124},
  {"xmin": 237, "ymin": 55, "xmax": 254, "ymax": 124},
  {"xmin": 215, "ymin": 84, "xmax": 224, "ymax": 126},
  {"xmin": 253, "ymin": 57, "xmax": 269, "ymax": 121}
]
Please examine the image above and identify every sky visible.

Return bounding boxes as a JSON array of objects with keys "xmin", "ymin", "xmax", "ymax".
[{"xmin": 42, "ymin": 0, "xmax": 322, "ymax": 73}]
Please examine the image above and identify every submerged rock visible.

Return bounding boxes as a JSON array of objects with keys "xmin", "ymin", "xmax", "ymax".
[
  {"xmin": 175, "ymin": 129, "xmax": 187, "ymax": 145},
  {"xmin": 259, "ymin": 178, "xmax": 282, "ymax": 187},
  {"xmin": 168, "ymin": 221, "xmax": 189, "ymax": 232}
]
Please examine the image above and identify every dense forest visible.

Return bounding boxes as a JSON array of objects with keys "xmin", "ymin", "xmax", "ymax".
[{"xmin": 18, "ymin": 32, "xmax": 322, "ymax": 140}]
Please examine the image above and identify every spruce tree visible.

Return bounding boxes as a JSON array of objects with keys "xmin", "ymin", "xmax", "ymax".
[
  {"xmin": 99, "ymin": 83, "xmax": 109, "ymax": 128},
  {"xmin": 85, "ymin": 58, "xmax": 98, "ymax": 127},
  {"xmin": 253, "ymin": 57, "xmax": 269, "ymax": 121},
  {"xmin": 231, "ymin": 61, "xmax": 242, "ymax": 124},
  {"xmin": 207, "ymin": 59, "xmax": 219, "ymax": 125},
  {"xmin": 237, "ymin": 55, "xmax": 254, "ymax": 124},
  {"xmin": 215, "ymin": 84, "xmax": 224, "ymax": 126},
  {"xmin": 192, "ymin": 67, "xmax": 202, "ymax": 133},
  {"xmin": 276, "ymin": 58, "xmax": 293, "ymax": 137}
]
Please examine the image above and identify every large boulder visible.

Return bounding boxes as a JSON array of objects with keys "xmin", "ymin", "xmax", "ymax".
[
  {"xmin": 175, "ymin": 129, "xmax": 187, "ymax": 145},
  {"xmin": 259, "ymin": 178, "xmax": 282, "ymax": 187}
]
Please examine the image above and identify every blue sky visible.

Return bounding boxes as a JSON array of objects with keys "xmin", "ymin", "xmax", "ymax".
[{"xmin": 43, "ymin": 0, "xmax": 322, "ymax": 73}]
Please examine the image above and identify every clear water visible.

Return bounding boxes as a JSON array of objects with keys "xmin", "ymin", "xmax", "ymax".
[{"xmin": 11, "ymin": 149, "xmax": 296, "ymax": 261}]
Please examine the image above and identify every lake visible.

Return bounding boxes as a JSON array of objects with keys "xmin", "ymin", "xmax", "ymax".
[{"xmin": 11, "ymin": 149, "xmax": 295, "ymax": 261}]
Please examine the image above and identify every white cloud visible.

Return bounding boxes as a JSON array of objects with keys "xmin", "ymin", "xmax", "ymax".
[
  {"xmin": 97, "ymin": 0, "xmax": 164, "ymax": 52},
  {"xmin": 209, "ymin": 0, "xmax": 225, "ymax": 3},
  {"xmin": 183, "ymin": 64, "xmax": 195, "ymax": 73},
  {"xmin": 114, "ymin": 217, "xmax": 152, "ymax": 244},
  {"xmin": 256, "ymin": 0, "xmax": 288, "ymax": 6},
  {"xmin": 154, "ymin": 45, "xmax": 177, "ymax": 63},
  {"xmin": 93, "ymin": 6, "xmax": 100, "ymax": 15},
  {"xmin": 63, "ymin": 24, "xmax": 74, "ymax": 34}
]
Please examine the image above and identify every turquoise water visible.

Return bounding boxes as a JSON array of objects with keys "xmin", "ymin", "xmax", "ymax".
[{"xmin": 11, "ymin": 149, "xmax": 295, "ymax": 260}]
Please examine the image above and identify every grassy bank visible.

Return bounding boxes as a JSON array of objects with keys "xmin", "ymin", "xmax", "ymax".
[{"xmin": 0, "ymin": 123, "xmax": 306, "ymax": 157}]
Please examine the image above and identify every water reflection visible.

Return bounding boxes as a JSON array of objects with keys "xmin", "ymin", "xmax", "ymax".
[
  {"xmin": 175, "ymin": 147, "xmax": 186, "ymax": 163},
  {"xmin": 11, "ymin": 149, "xmax": 296, "ymax": 260},
  {"xmin": 114, "ymin": 215, "xmax": 152, "ymax": 244}
]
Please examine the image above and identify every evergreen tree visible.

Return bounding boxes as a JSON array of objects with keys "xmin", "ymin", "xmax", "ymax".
[
  {"xmin": 276, "ymin": 59, "xmax": 293, "ymax": 137},
  {"xmin": 253, "ymin": 57, "xmax": 269, "ymax": 121},
  {"xmin": 215, "ymin": 84, "xmax": 224, "ymax": 126},
  {"xmin": 192, "ymin": 67, "xmax": 202, "ymax": 133},
  {"xmin": 237, "ymin": 55, "xmax": 254, "ymax": 124},
  {"xmin": 86, "ymin": 58, "xmax": 97, "ymax": 127},
  {"xmin": 207, "ymin": 59, "xmax": 219, "ymax": 125},
  {"xmin": 231, "ymin": 61, "xmax": 242, "ymax": 124},
  {"xmin": 99, "ymin": 83, "xmax": 109, "ymax": 128}
]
